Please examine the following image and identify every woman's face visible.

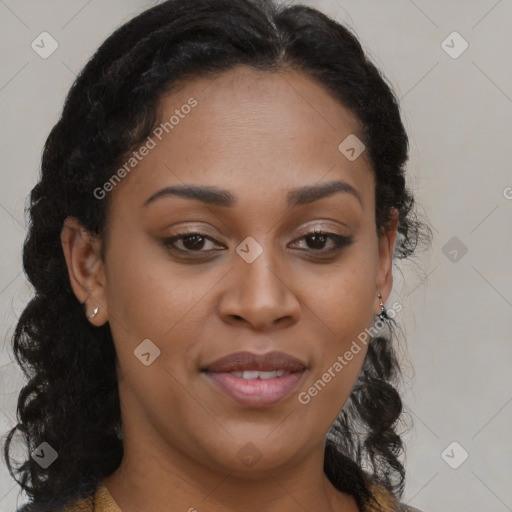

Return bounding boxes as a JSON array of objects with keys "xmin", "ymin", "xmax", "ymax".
[{"xmin": 66, "ymin": 65, "xmax": 397, "ymax": 478}]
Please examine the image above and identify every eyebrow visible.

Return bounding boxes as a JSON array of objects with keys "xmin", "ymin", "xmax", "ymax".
[{"xmin": 143, "ymin": 180, "xmax": 363, "ymax": 208}]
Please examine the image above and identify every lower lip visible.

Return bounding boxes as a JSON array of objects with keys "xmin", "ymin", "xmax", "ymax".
[{"xmin": 203, "ymin": 371, "xmax": 305, "ymax": 407}]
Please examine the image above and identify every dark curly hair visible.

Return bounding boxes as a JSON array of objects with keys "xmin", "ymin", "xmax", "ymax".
[{"xmin": 3, "ymin": 0, "xmax": 431, "ymax": 510}]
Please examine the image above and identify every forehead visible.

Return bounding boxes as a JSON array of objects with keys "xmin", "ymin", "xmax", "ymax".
[
  {"xmin": 158, "ymin": 64, "xmax": 365, "ymax": 154},
  {"xmin": 110, "ymin": 65, "xmax": 373, "ymax": 211}
]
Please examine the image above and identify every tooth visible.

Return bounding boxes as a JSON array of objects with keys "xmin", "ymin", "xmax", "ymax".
[
  {"xmin": 259, "ymin": 371, "xmax": 277, "ymax": 380},
  {"xmin": 231, "ymin": 370, "xmax": 289, "ymax": 379},
  {"xmin": 242, "ymin": 371, "xmax": 260, "ymax": 379}
]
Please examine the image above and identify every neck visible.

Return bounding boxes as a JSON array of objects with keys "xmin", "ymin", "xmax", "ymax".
[{"xmin": 102, "ymin": 432, "xmax": 358, "ymax": 512}]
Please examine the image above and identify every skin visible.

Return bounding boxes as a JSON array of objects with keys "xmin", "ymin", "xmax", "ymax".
[{"xmin": 61, "ymin": 65, "xmax": 398, "ymax": 512}]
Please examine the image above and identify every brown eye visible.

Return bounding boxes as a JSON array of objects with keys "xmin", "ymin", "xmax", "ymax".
[
  {"xmin": 163, "ymin": 232, "xmax": 224, "ymax": 254},
  {"xmin": 163, "ymin": 230, "xmax": 353, "ymax": 259},
  {"xmin": 290, "ymin": 230, "xmax": 353, "ymax": 253}
]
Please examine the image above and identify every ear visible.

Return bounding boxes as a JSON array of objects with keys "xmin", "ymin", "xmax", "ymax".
[
  {"xmin": 375, "ymin": 208, "xmax": 399, "ymax": 312},
  {"xmin": 60, "ymin": 216, "xmax": 108, "ymax": 326}
]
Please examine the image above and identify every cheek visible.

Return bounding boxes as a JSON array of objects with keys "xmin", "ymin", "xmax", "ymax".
[
  {"xmin": 295, "ymin": 282, "xmax": 374, "ymax": 429},
  {"xmin": 105, "ymin": 233, "xmax": 213, "ymax": 329},
  {"xmin": 303, "ymin": 277, "xmax": 373, "ymax": 384},
  {"xmin": 305, "ymin": 251, "xmax": 378, "ymax": 340},
  {"xmin": 296, "ymin": 244, "xmax": 378, "ymax": 395},
  {"xmin": 103, "ymin": 239, "xmax": 208, "ymax": 371}
]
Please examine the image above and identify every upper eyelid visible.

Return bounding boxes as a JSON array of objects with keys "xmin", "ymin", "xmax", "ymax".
[
  {"xmin": 167, "ymin": 228, "xmax": 347, "ymax": 241},
  {"xmin": 164, "ymin": 229, "xmax": 351, "ymax": 251},
  {"xmin": 166, "ymin": 220, "xmax": 350, "ymax": 239}
]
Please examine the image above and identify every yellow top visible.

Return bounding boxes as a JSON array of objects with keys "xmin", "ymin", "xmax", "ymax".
[{"xmin": 63, "ymin": 481, "xmax": 420, "ymax": 512}]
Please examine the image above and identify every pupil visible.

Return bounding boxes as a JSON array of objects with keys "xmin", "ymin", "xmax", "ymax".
[
  {"xmin": 308, "ymin": 233, "xmax": 326, "ymax": 250},
  {"xmin": 184, "ymin": 235, "xmax": 205, "ymax": 250}
]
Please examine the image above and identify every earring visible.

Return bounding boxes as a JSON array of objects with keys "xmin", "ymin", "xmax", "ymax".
[
  {"xmin": 377, "ymin": 293, "xmax": 388, "ymax": 321},
  {"xmin": 88, "ymin": 306, "xmax": 99, "ymax": 319}
]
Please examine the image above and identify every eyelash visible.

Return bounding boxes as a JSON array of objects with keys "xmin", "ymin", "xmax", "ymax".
[{"xmin": 162, "ymin": 229, "xmax": 353, "ymax": 257}]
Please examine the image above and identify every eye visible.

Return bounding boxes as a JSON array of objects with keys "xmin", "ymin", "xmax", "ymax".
[
  {"xmin": 289, "ymin": 229, "xmax": 353, "ymax": 253},
  {"xmin": 162, "ymin": 229, "xmax": 353, "ymax": 258},
  {"xmin": 163, "ymin": 232, "xmax": 225, "ymax": 254}
]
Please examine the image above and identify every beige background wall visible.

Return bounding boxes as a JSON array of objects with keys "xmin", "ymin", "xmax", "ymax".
[{"xmin": 1, "ymin": 1, "xmax": 511, "ymax": 510}]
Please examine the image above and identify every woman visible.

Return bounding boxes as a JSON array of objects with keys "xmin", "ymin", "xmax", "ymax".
[{"xmin": 4, "ymin": 0, "xmax": 429, "ymax": 510}]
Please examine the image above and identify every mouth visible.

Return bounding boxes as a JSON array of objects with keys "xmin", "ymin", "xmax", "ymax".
[
  {"xmin": 201, "ymin": 350, "xmax": 307, "ymax": 373},
  {"xmin": 201, "ymin": 351, "xmax": 307, "ymax": 408},
  {"xmin": 226, "ymin": 369, "xmax": 291, "ymax": 379}
]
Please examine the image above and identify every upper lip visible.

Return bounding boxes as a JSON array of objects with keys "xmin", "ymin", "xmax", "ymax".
[{"xmin": 202, "ymin": 351, "xmax": 307, "ymax": 373}]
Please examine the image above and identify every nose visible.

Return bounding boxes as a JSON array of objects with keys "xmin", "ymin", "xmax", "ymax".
[{"xmin": 217, "ymin": 248, "xmax": 301, "ymax": 332}]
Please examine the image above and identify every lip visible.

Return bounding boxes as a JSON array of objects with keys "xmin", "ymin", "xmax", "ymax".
[
  {"xmin": 201, "ymin": 351, "xmax": 307, "ymax": 408},
  {"xmin": 204, "ymin": 371, "xmax": 305, "ymax": 407},
  {"xmin": 202, "ymin": 351, "xmax": 307, "ymax": 373}
]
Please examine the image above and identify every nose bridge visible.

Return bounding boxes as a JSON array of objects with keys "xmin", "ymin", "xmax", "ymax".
[
  {"xmin": 240, "ymin": 248, "xmax": 283, "ymax": 297},
  {"xmin": 218, "ymin": 235, "xmax": 300, "ymax": 329},
  {"xmin": 236, "ymin": 235, "xmax": 287, "ymax": 302}
]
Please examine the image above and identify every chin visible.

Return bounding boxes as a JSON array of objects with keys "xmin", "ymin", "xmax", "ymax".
[{"xmin": 200, "ymin": 439, "xmax": 305, "ymax": 477}]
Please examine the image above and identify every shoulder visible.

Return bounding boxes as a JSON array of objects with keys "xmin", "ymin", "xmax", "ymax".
[
  {"xmin": 398, "ymin": 504, "xmax": 423, "ymax": 512},
  {"xmin": 365, "ymin": 481, "xmax": 424, "ymax": 512},
  {"xmin": 15, "ymin": 502, "xmax": 93, "ymax": 512},
  {"xmin": 14, "ymin": 488, "xmax": 96, "ymax": 512}
]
